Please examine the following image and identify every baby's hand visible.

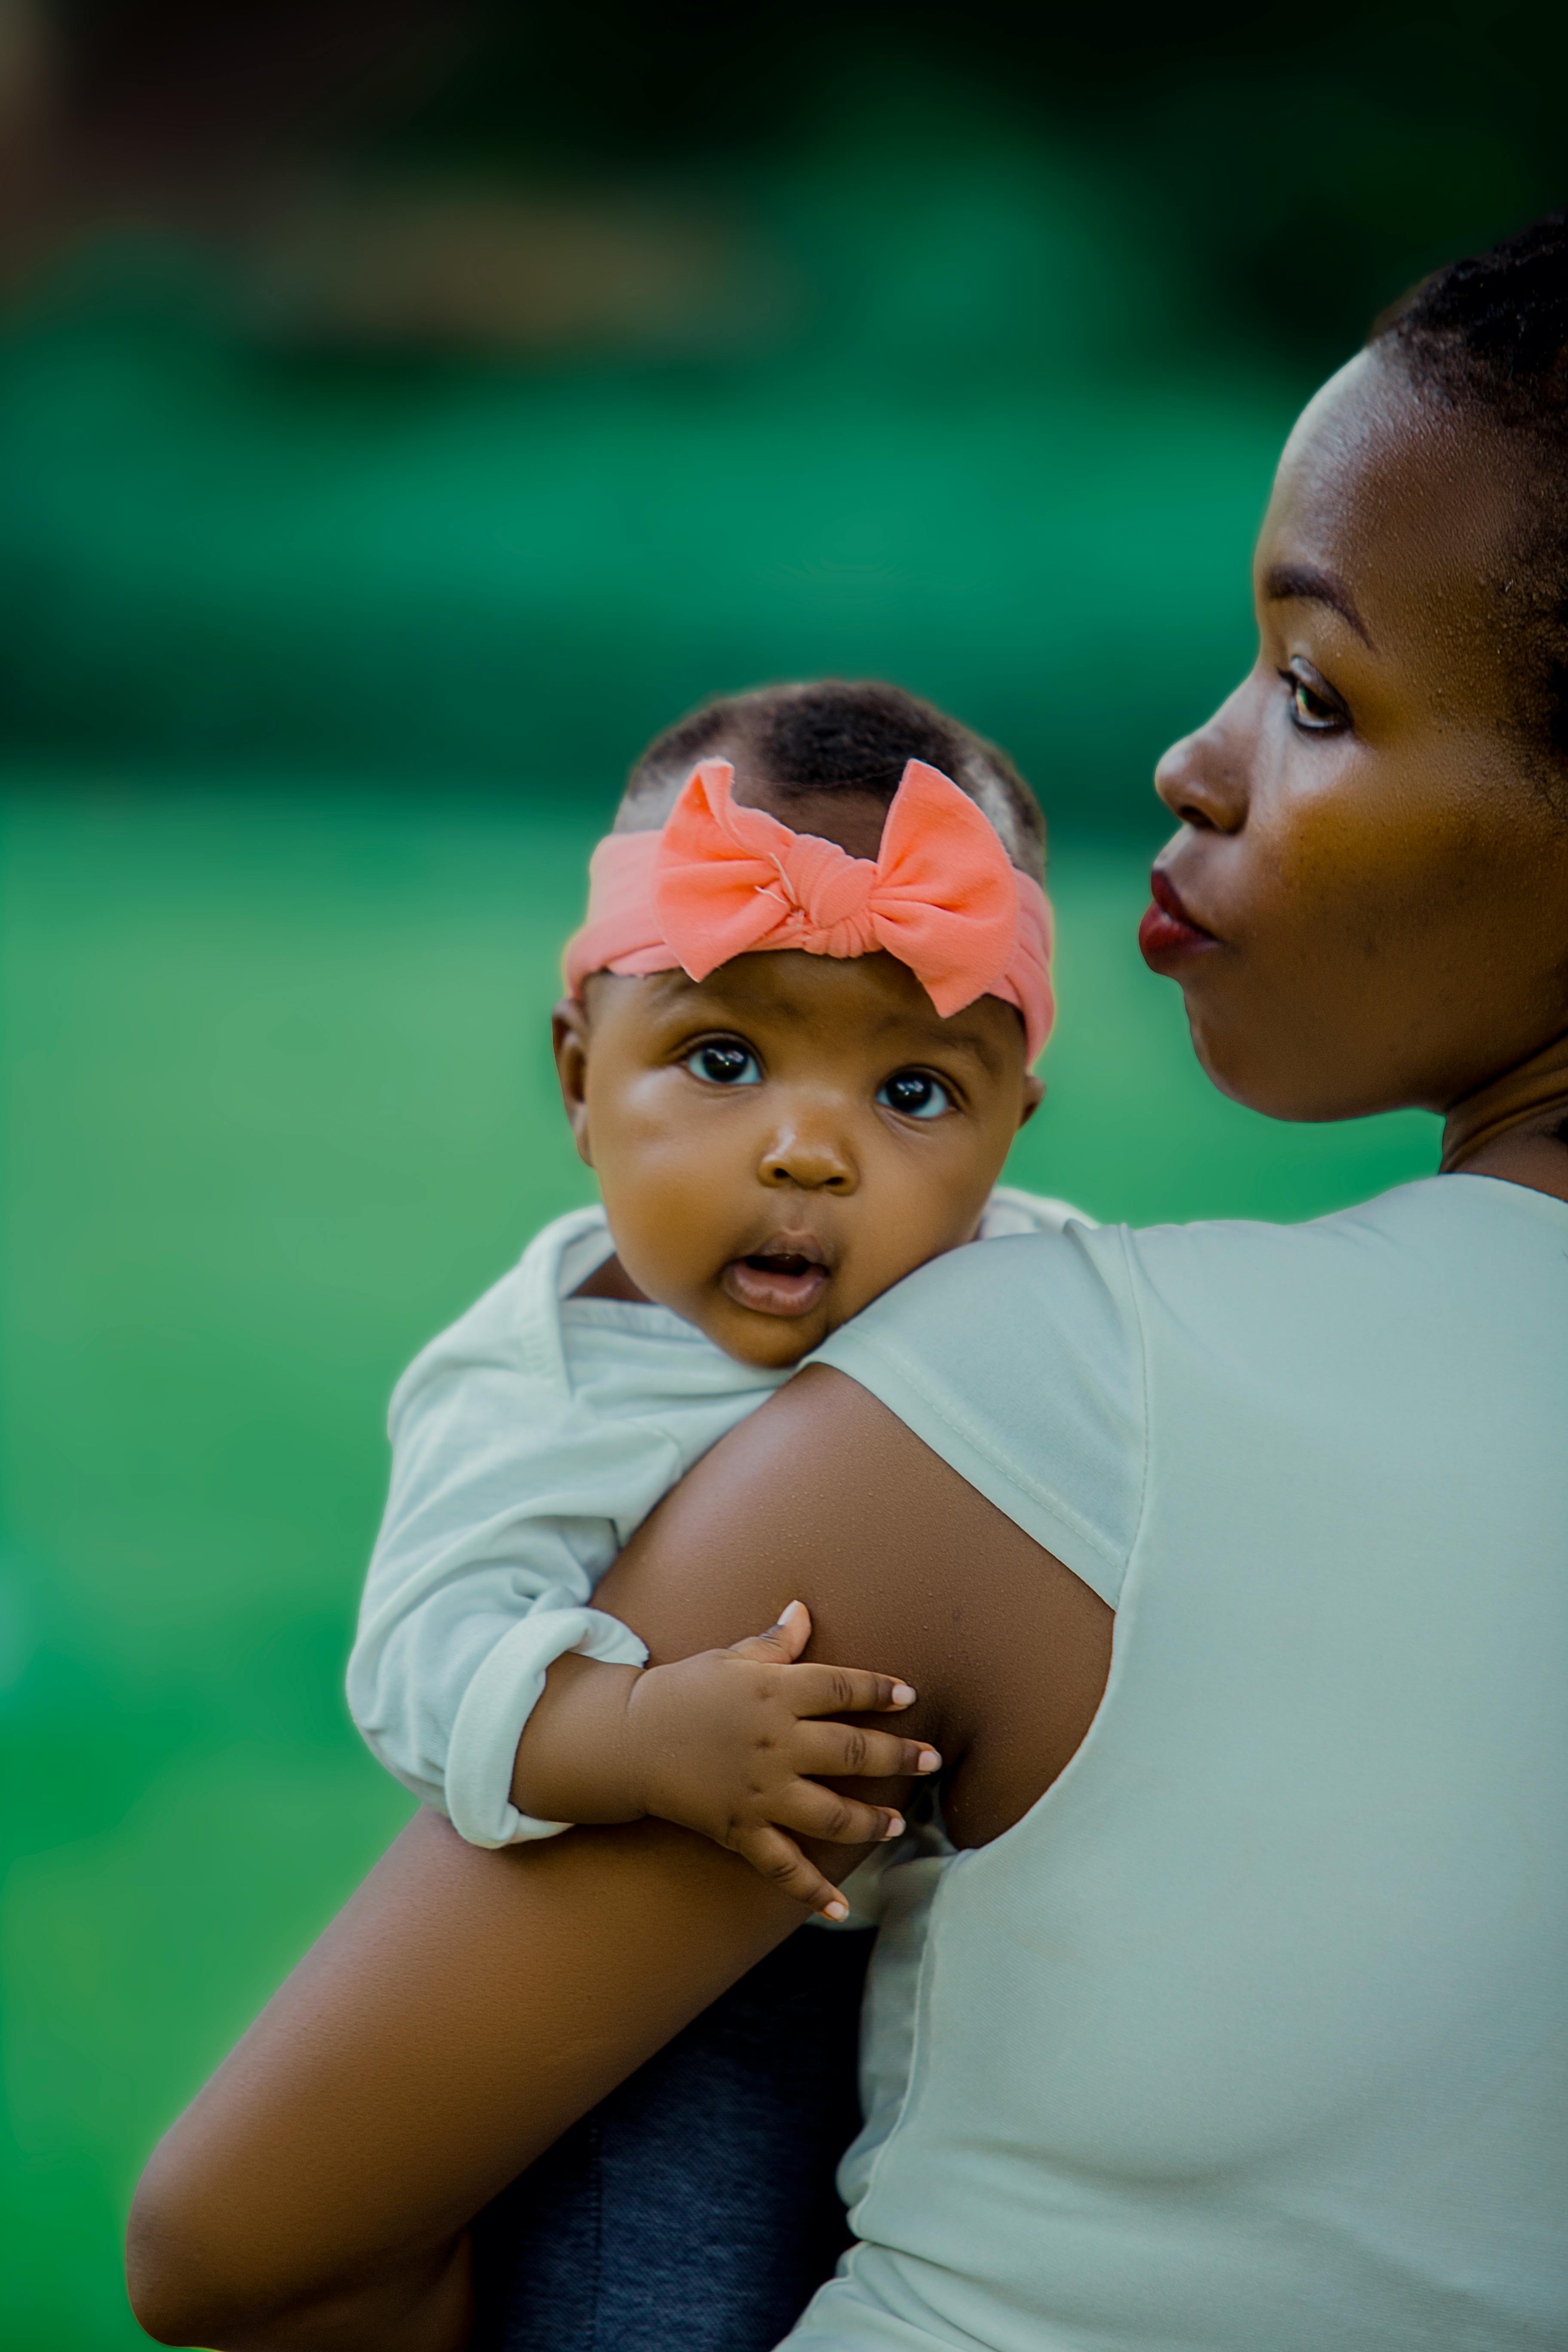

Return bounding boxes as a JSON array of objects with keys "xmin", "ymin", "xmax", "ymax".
[{"xmin": 623, "ymin": 1602, "xmax": 942, "ymax": 1920}]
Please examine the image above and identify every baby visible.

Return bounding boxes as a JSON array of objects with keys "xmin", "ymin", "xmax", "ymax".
[
  {"xmin": 349, "ymin": 680, "xmax": 1088, "ymax": 1932},
  {"xmin": 348, "ymin": 680, "xmax": 1088, "ymax": 2346}
]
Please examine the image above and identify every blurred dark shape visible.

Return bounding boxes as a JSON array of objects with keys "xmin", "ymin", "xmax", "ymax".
[
  {"xmin": 57, "ymin": 0, "xmax": 459, "ymax": 172},
  {"xmin": 0, "ymin": 1, "xmax": 469, "ymax": 297},
  {"xmin": 248, "ymin": 185, "xmax": 785, "ymax": 355},
  {"xmin": 0, "ymin": 4, "xmax": 785, "ymax": 356}
]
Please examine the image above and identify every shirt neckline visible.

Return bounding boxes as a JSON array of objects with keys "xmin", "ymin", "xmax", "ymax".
[{"xmin": 558, "ymin": 1292, "xmax": 725, "ymax": 1346}]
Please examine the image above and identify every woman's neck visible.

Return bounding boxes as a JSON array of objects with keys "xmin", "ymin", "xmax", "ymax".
[{"xmin": 1441, "ymin": 1028, "xmax": 1568, "ymax": 1202}]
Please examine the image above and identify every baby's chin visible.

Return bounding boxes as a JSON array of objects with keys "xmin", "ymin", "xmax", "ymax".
[
  {"xmin": 698, "ymin": 1259, "xmax": 911, "ymax": 1370},
  {"xmin": 700, "ymin": 1296, "xmax": 833, "ymax": 1371}
]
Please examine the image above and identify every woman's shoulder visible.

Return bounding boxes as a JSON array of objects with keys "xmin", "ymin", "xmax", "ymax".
[
  {"xmin": 978, "ymin": 1183, "xmax": 1099, "ymax": 1237},
  {"xmin": 1115, "ymin": 1171, "xmax": 1568, "ymax": 1311},
  {"xmin": 812, "ymin": 1173, "xmax": 1568, "ymax": 1608},
  {"xmin": 818, "ymin": 1216, "xmax": 1143, "ymax": 1609},
  {"xmin": 834, "ymin": 1175, "xmax": 1526, "ymax": 1378}
]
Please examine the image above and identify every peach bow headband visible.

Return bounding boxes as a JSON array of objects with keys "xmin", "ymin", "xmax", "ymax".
[{"xmin": 563, "ymin": 758, "xmax": 1055, "ymax": 1061}]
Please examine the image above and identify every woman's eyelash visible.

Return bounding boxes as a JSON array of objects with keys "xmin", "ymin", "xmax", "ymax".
[{"xmin": 1280, "ymin": 667, "xmax": 1347, "ymax": 732}]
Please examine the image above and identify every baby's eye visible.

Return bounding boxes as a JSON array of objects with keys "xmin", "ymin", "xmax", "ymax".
[
  {"xmin": 683, "ymin": 1041, "xmax": 762, "ymax": 1087},
  {"xmin": 876, "ymin": 1069, "xmax": 954, "ymax": 1120}
]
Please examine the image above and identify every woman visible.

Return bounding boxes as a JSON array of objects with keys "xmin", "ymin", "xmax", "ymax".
[{"xmin": 129, "ymin": 214, "xmax": 1568, "ymax": 2352}]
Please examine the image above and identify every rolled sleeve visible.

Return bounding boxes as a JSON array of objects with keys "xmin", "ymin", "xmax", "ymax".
[{"xmin": 445, "ymin": 1602, "xmax": 650, "ymax": 1846}]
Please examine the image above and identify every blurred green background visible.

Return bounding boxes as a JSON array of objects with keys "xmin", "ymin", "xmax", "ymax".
[{"xmin": 1, "ymin": 5, "xmax": 1560, "ymax": 2342}]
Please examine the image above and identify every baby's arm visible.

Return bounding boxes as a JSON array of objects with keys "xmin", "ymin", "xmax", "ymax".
[
  {"xmin": 348, "ymin": 1267, "xmax": 658, "ymax": 1850},
  {"xmin": 508, "ymin": 1599, "xmax": 942, "ymax": 1918}
]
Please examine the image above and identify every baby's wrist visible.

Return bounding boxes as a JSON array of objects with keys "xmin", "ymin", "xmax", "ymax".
[{"xmin": 508, "ymin": 1653, "xmax": 646, "ymax": 1826}]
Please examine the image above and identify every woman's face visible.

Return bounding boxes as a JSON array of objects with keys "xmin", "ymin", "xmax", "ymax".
[{"xmin": 1145, "ymin": 350, "xmax": 1568, "ymax": 1121}]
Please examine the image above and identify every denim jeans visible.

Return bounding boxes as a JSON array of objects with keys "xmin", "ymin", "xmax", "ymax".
[{"xmin": 469, "ymin": 1925, "xmax": 873, "ymax": 2351}]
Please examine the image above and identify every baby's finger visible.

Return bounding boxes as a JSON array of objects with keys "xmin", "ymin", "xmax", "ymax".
[
  {"xmin": 733, "ymin": 1822, "xmax": 850, "ymax": 1921},
  {"xmin": 726, "ymin": 1599, "xmax": 813, "ymax": 1667},
  {"xmin": 790, "ymin": 1721, "xmax": 943, "ymax": 1783},
  {"xmin": 785, "ymin": 1663, "xmax": 919, "ymax": 1719},
  {"xmin": 770, "ymin": 1782, "xmax": 908, "ymax": 1848}
]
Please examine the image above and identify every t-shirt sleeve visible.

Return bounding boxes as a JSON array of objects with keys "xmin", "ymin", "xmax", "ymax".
[
  {"xmin": 346, "ymin": 1260, "xmax": 662, "ymax": 1848},
  {"xmin": 815, "ymin": 1223, "xmax": 1145, "ymax": 1609}
]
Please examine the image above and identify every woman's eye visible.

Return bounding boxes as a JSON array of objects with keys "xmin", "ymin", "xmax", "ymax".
[
  {"xmin": 1283, "ymin": 666, "xmax": 1346, "ymax": 732},
  {"xmin": 876, "ymin": 1069, "xmax": 954, "ymax": 1120},
  {"xmin": 684, "ymin": 1042, "xmax": 761, "ymax": 1087}
]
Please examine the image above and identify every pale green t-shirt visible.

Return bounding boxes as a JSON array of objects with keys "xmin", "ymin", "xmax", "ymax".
[{"xmin": 790, "ymin": 1175, "xmax": 1568, "ymax": 2352}]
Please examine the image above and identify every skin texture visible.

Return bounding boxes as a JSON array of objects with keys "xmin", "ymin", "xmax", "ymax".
[{"xmin": 128, "ymin": 355, "xmax": 1568, "ymax": 2350}]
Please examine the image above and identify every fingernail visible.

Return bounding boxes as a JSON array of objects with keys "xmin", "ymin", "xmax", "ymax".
[
  {"xmin": 778, "ymin": 1601, "xmax": 805, "ymax": 1627},
  {"xmin": 917, "ymin": 1748, "xmax": 942, "ymax": 1773},
  {"xmin": 882, "ymin": 1814, "xmax": 906, "ymax": 1840},
  {"xmin": 891, "ymin": 1682, "xmax": 916, "ymax": 1706},
  {"xmin": 823, "ymin": 1899, "xmax": 849, "ymax": 1921}
]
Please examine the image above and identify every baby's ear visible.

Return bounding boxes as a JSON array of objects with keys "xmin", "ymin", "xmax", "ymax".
[
  {"xmin": 1019, "ymin": 1073, "xmax": 1047, "ymax": 1127},
  {"xmin": 551, "ymin": 995, "xmax": 595, "ymax": 1166}
]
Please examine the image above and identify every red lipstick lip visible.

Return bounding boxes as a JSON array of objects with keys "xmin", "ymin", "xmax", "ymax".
[{"xmin": 1139, "ymin": 867, "xmax": 1221, "ymax": 969}]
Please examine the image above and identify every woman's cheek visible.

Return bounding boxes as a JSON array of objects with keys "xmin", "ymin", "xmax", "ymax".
[{"xmin": 1250, "ymin": 773, "xmax": 1401, "ymax": 959}]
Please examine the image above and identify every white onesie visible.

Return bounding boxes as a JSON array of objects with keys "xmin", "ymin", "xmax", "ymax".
[{"xmin": 349, "ymin": 1187, "xmax": 1089, "ymax": 1851}]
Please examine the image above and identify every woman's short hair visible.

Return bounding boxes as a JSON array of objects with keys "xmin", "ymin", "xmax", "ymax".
[{"xmin": 1371, "ymin": 211, "xmax": 1568, "ymax": 796}]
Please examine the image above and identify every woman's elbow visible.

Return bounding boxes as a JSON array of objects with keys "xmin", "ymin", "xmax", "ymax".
[
  {"xmin": 125, "ymin": 2158, "xmax": 472, "ymax": 2352},
  {"xmin": 125, "ymin": 2149, "xmax": 287, "ymax": 2349},
  {"xmin": 124, "ymin": 2171, "xmax": 251, "ymax": 2347}
]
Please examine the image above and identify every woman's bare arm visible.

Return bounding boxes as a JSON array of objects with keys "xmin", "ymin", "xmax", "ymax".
[
  {"xmin": 128, "ymin": 1369, "xmax": 1111, "ymax": 2350},
  {"xmin": 129, "ymin": 1813, "xmax": 810, "ymax": 2350}
]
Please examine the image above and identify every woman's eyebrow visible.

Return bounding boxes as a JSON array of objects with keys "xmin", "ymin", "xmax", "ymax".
[{"xmin": 1264, "ymin": 560, "xmax": 1375, "ymax": 649}]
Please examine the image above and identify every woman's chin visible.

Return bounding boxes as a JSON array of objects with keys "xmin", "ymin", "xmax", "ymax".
[
  {"xmin": 1188, "ymin": 1020, "xmax": 1380, "ymax": 1125},
  {"xmin": 1185, "ymin": 1011, "xmax": 1301, "ymax": 1120},
  {"xmin": 1191, "ymin": 1042, "xmax": 1259, "ymax": 1112}
]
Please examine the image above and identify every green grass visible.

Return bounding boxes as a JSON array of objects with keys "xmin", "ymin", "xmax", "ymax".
[{"xmin": 0, "ymin": 782, "xmax": 1439, "ymax": 2347}]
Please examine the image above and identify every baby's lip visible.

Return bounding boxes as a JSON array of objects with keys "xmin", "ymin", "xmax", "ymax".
[{"xmin": 721, "ymin": 1233, "xmax": 833, "ymax": 1320}]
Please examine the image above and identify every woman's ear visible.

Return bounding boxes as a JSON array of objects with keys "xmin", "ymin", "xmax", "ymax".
[
  {"xmin": 552, "ymin": 995, "xmax": 595, "ymax": 1167},
  {"xmin": 1018, "ymin": 1073, "xmax": 1047, "ymax": 1128}
]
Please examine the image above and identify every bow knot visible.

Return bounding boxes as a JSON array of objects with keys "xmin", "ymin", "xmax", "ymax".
[{"xmin": 763, "ymin": 835, "xmax": 879, "ymax": 949}]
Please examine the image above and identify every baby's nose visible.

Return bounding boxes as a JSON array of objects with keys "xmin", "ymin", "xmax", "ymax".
[{"xmin": 760, "ymin": 1120, "xmax": 857, "ymax": 1193}]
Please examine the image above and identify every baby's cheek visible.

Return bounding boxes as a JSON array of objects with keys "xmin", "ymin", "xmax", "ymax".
[
  {"xmin": 833, "ymin": 1209, "xmax": 955, "ymax": 1325},
  {"xmin": 598, "ymin": 1162, "xmax": 717, "ymax": 1303}
]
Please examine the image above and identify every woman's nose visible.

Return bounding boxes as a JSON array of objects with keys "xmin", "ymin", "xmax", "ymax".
[
  {"xmin": 1154, "ymin": 690, "xmax": 1252, "ymax": 834},
  {"xmin": 759, "ymin": 1116, "xmax": 858, "ymax": 1193}
]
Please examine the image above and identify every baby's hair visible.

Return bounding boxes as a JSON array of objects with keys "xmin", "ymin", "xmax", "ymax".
[
  {"xmin": 619, "ymin": 679, "xmax": 1046, "ymax": 884},
  {"xmin": 1370, "ymin": 211, "xmax": 1568, "ymax": 799}
]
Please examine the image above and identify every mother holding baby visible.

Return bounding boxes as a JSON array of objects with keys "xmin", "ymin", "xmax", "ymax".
[{"xmin": 130, "ymin": 215, "xmax": 1568, "ymax": 2351}]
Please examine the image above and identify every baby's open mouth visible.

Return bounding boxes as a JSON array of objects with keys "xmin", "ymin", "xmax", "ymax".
[{"xmin": 721, "ymin": 1242, "xmax": 832, "ymax": 1320}]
